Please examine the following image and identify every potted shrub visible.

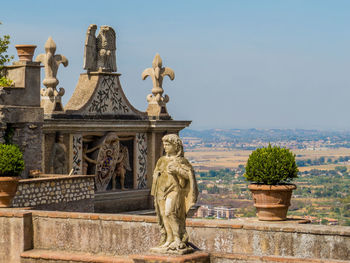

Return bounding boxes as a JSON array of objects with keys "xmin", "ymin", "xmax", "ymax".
[
  {"xmin": 244, "ymin": 144, "xmax": 298, "ymax": 221},
  {"xmin": 0, "ymin": 144, "xmax": 24, "ymax": 207}
]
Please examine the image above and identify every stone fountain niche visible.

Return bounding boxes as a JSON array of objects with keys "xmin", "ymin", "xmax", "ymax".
[{"xmin": 37, "ymin": 24, "xmax": 191, "ymax": 212}]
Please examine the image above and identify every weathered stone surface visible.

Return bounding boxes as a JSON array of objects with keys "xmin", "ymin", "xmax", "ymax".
[
  {"xmin": 1, "ymin": 210, "xmax": 350, "ymax": 262},
  {"xmin": 0, "ymin": 210, "xmax": 32, "ymax": 263},
  {"xmin": 1, "ymin": 61, "xmax": 41, "ymax": 107},
  {"xmin": 12, "ymin": 175, "xmax": 95, "ymax": 212},
  {"xmin": 29, "ymin": 214, "xmax": 350, "ymax": 261}
]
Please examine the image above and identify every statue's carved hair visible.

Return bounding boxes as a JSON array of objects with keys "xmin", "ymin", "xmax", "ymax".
[
  {"xmin": 55, "ymin": 132, "xmax": 63, "ymax": 143},
  {"xmin": 162, "ymin": 134, "xmax": 184, "ymax": 157}
]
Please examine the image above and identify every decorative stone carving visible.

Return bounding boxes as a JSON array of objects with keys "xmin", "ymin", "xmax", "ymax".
[
  {"xmin": 71, "ymin": 134, "xmax": 83, "ymax": 175},
  {"xmin": 83, "ymin": 132, "xmax": 130, "ymax": 192},
  {"xmin": 49, "ymin": 132, "xmax": 67, "ymax": 174},
  {"xmin": 83, "ymin": 24, "xmax": 117, "ymax": 72},
  {"xmin": 142, "ymin": 54, "xmax": 174, "ymax": 118},
  {"xmin": 88, "ymin": 75, "xmax": 130, "ymax": 114},
  {"xmin": 136, "ymin": 133, "xmax": 147, "ymax": 189},
  {"xmin": 36, "ymin": 37, "xmax": 68, "ymax": 113},
  {"xmin": 150, "ymin": 134, "xmax": 198, "ymax": 254}
]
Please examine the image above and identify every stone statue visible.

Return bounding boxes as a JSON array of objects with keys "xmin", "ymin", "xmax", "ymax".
[
  {"xmin": 142, "ymin": 53, "xmax": 174, "ymax": 118},
  {"xmin": 150, "ymin": 134, "xmax": 198, "ymax": 254},
  {"xmin": 49, "ymin": 132, "xmax": 67, "ymax": 174},
  {"xmin": 36, "ymin": 37, "xmax": 68, "ymax": 113},
  {"xmin": 113, "ymin": 145, "xmax": 131, "ymax": 190},
  {"xmin": 83, "ymin": 24, "xmax": 97, "ymax": 71},
  {"xmin": 83, "ymin": 24, "xmax": 117, "ymax": 72}
]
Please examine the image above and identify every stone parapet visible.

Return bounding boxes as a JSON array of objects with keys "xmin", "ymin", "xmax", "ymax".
[
  {"xmin": 28, "ymin": 212, "xmax": 350, "ymax": 261},
  {"xmin": 1, "ymin": 210, "xmax": 350, "ymax": 262},
  {"xmin": 12, "ymin": 175, "xmax": 95, "ymax": 212}
]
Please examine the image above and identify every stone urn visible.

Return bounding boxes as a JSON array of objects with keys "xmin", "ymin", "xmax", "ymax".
[
  {"xmin": 0, "ymin": 177, "xmax": 19, "ymax": 207},
  {"xmin": 248, "ymin": 184, "xmax": 296, "ymax": 221},
  {"xmin": 15, "ymin": 45, "xmax": 37, "ymax": 61}
]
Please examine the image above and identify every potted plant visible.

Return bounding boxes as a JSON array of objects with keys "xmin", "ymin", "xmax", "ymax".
[
  {"xmin": 0, "ymin": 144, "xmax": 25, "ymax": 207},
  {"xmin": 244, "ymin": 144, "xmax": 298, "ymax": 221}
]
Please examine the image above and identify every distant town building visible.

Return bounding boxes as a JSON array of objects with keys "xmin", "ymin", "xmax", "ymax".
[{"xmin": 195, "ymin": 205, "xmax": 236, "ymax": 219}]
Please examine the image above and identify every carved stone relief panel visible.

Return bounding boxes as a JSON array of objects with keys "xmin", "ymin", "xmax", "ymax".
[
  {"xmin": 82, "ymin": 132, "xmax": 134, "ymax": 192},
  {"xmin": 135, "ymin": 133, "xmax": 147, "ymax": 189},
  {"xmin": 70, "ymin": 134, "xmax": 83, "ymax": 175},
  {"xmin": 87, "ymin": 75, "xmax": 131, "ymax": 115}
]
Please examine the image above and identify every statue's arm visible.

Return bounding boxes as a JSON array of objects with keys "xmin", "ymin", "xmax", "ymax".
[
  {"xmin": 83, "ymin": 153, "xmax": 98, "ymax": 165},
  {"xmin": 169, "ymin": 159, "xmax": 192, "ymax": 180},
  {"xmin": 85, "ymin": 144, "xmax": 101, "ymax": 153}
]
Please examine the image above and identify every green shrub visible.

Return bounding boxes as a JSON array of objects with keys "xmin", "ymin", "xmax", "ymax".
[
  {"xmin": 0, "ymin": 144, "xmax": 24, "ymax": 177},
  {"xmin": 244, "ymin": 144, "xmax": 298, "ymax": 185}
]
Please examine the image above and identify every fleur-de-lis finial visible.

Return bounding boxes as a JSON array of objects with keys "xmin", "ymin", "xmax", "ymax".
[
  {"xmin": 36, "ymin": 37, "xmax": 68, "ymax": 113},
  {"xmin": 142, "ymin": 54, "xmax": 174, "ymax": 118}
]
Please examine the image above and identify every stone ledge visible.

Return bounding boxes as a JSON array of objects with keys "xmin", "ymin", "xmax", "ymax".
[
  {"xmin": 31, "ymin": 210, "xmax": 158, "ymax": 223},
  {"xmin": 210, "ymin": 252, "xmax": 350, "ymax": 263},
  {"xmin": 19, "ymin": 174, "xmax": 95, "ymax": 183},
  {"xmin": 0, "ymin": 209, "xmax": 32, "ymax": 218},
  {"xmin": 21, "ymin": 249, "xmax": 132, "ymax": 263},
  {"xmin": 25, "ymin": 209, "xmax": 350, "ymax": 237},
  {"xmin": 131, "ymin": 251, "xmax": 210, "ymax": 262}
]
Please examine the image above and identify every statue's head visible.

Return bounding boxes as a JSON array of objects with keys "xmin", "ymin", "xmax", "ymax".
[
  {"xmin": 105, "ymin": 132, "xmax": 119, "ymax": 144},
  {"xmin": 162, "ymin": 134, "xmax": 184, "ymax": 157},
  {"xmin": 55, "ymin": 132, "xmax": 64, "ymax": 143}
]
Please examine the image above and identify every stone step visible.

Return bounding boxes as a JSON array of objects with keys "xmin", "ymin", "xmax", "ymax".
[
  {"xmin": 21, "ymin": 249, "xmax": 210, "ymax": 263},
  {"xmin": 20, "ymin": 249, "xmax": 132, "ymax": 263},
  {"xmin": 21, "ymin": 249, "xmax": 350, "ymax": 263},
  {"xmin": 210, "ymin": 252, "xmax": 350, "ymax": 263}
]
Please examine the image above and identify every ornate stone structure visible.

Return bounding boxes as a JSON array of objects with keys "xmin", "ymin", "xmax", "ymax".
[
  {"xmin": 83, "ymin": 24, "xmax": 117, "ymax": 72},
  {"xmin": 1, "ymin": 24, "xmax": 191, "ymax": 211},
  {"xmin": 150, "ymin": 134, "xmax": 198, "ymax": 254},
  {"xmin": 142, "ymin": 53, "xmax": 174, "ymax": 119},
  {"xmin": 36, "ymin": 37, "xmax": 68, "ymax": 114}
]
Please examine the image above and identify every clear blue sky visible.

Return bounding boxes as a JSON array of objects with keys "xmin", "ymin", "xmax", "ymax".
[{"xmin": 2, "ymin": 0, "xmax": 350, "ymax": 130}]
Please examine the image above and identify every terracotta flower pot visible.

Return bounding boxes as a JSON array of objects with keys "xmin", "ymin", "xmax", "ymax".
[
  {"xmin": 15, "ymin": 45, "xmax": 37, "ymax": 62},
  {"xmin": 0, "ymin": 177, "xmax": 19, "ymax": 207},
  {"xmin": 248, "ymin": 184, "xmax": 296, "ymax": 221}
]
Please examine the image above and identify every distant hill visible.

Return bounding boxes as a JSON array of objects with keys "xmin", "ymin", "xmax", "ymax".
[{"xmin": 180, "ymin": 128, "xmax": 350, "ymax": 145}]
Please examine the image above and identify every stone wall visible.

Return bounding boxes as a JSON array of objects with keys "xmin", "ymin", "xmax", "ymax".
[
  {"xmin": 0, "ymin": 210, "xmax": 32, "ymax": 263},
  {"xmin": 0, "ymin": 210, "xmax": 350, "ymax": 262},
  {"xmin": 12, "ymin": 175, "xmax": 95, "ymax": 212},
  {"xmin": 30, "ymin": 212, "xmax": 350, "ymax": 261}
]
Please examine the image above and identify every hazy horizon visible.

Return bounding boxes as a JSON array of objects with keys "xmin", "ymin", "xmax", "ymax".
[{"xmin": 2, "ymin": 1, "xmax": 350, "ymax": 130}]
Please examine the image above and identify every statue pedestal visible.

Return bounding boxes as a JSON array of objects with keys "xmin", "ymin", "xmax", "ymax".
[{"xmin": 131, "ymin": 251, "xmax": 210, "ymax": 263}]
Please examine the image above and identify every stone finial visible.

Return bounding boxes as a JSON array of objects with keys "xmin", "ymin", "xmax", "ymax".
[
  {"xmin": 83, "ymin": 24, "xmax": 117, "ymax": 72},
  {"xmin": 142, "ymin": 54, "xmax": 174, "ymax": 118},
  {"xmin": 36, "ymin": 37, "xmax": 68, "ymax": 113}
]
